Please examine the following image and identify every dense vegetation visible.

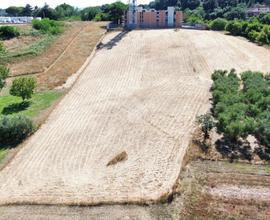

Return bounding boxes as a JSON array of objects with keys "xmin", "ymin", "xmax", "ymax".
[
  {"xmin": 0, "ymin": 2, "xmax": 128, "ymax": 23},
  {"xmin": 211, "ymin": 69, "xmax": 270, "ymax": 159},
  {"xmin": 10, "ymin": 77, "xmax": 36, "ymax": 101},
  {"xmin": 0, "ymin": 62, "xmax": 61, "ymax": 151},
  {"xmin": 225, "ymin": 18, "xmax": 270, "ymax": 45},
  {"xmin": 32, "ymin": 19, "xmax": 63, "ymax": 35},
  {"xmin": 0, "ymin": 115, "xmax": 34, "ymax": 147},
  {"xmin": 0, "ymin": 26, "xmax": 20, "ymax": 40}
]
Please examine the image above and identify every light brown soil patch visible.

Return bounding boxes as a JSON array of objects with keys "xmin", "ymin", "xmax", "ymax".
[{"xmin": 0, "ymin": 30, "xmax": 270, "ymax": 206}]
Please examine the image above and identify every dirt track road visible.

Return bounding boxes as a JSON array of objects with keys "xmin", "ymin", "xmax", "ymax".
[{"xmin": 0, "ymin": 29, "xmax": 270, "ymax": 206}]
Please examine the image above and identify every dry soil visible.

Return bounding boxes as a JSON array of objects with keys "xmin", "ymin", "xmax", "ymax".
[{"xmin": 0, "ymin": 29, "xmax": 270, "ymax": 206}]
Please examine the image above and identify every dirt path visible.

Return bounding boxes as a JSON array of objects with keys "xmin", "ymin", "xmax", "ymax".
[{"xmin": 0, "ymin": 29, "xmax": 270, "ymax": 206}]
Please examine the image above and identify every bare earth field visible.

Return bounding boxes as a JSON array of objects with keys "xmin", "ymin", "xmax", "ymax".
[{"xmin": 0, "ymin": 29, "xmax": 270, "ymax": 207}]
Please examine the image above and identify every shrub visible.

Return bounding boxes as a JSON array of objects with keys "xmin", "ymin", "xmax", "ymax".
[
  {"xmin": 210, "ymin": 18, "xmax": 228, "ymax": 31},
  {"xmin": 10, "ymin": 77, "xmax": 37, "ymax": 101},
  {"xmin": 32, "ymin": 18, "xmax": 63, "ymax": 35},
  {"xmin": 247, "ymin": 30, "xmax": 260, "ymax": 42},
  {"xmin": 0, "ymin": 115, "xmax": 34, "ymax": 147},
  {"xmin": 225, "ymin": 20, "xmax": 243, "ymax": 36},
  {"xmin": 0, "ymin": 26, "xmax": 20, "ymax": 39},
  {"xmin": 256, "ymin": 25, "xmax": 270, "ymax": 45},
  {"xmin": 196, "ymin": 113, "xmax": 216, "ymax": 140},
  {"xmin": 0, "ymin": 65, "xmax": 9, "ymax": 91}
]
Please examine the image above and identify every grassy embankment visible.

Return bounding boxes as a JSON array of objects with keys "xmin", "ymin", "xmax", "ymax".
[
  {"xmin": 0, "ymin": 21, "xmax": 66, "ymax": 163},
  {"xmin": 0, "ymin": 91, "xmax": 63, "ymax": 163}
]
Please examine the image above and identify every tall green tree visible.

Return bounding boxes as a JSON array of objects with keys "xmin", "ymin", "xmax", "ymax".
[
  {"xmin": 22, "ymin": 4, "xmax": 33, "ymax": 16},
  {"xmin": 10, "ymin": 77, "xmax": 36, "ymax": 101},
  {"xmin": 6, "ymin": 6, "xmax": 23, "ymax": 16},
  {"xmin": 107, "ymin": 2, "xmax": 128, "ymax": 24},
  {"xmin": 55, "ymin": 3, "xmax": 78, "ymax": 19},
  {"xmin": 80, "ymin": 7, "xmax": 101, "ymax": 21},
  {"xmin": 35, "ymin": 4, "xmax": 57, "ymax": 20}
]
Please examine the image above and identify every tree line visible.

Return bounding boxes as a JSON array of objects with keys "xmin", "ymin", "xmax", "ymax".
[{"xmin": 0, "ymin": 2, "xmax": 127, "ymax": 23}]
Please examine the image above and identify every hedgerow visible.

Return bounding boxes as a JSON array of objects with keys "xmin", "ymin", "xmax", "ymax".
[{"xmin": 225, "ymin": 19, "xmax": 270, "ymax": 45}]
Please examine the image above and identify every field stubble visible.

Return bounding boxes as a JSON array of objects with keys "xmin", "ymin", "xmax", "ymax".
[{"xmin": 0, "ymin": 29, "xmax": 270, "ymax": 206}]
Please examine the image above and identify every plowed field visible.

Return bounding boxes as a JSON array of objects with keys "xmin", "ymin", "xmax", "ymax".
[{"xmin": 0, "ymin": 29, "xmax": 270, "ymax": 205}]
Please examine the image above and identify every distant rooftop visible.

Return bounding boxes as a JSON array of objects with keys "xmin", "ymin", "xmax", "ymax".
[{"xmin": 0, "ymin": 16, "xmax": 41, "ymax": 24}]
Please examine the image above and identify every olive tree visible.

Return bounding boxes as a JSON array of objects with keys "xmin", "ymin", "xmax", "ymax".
[
  {"xmin": 10, "ymin": 77, "xmax": 36, "ymax": 101},
  {"xmin": 196, "ymin": 113, "xmax": 216, "ymax": 140}
]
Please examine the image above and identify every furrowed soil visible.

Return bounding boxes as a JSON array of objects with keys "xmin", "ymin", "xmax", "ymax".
[{"xmin": 0, "ymin": 29, "xmax": 270, "ymax": 209}]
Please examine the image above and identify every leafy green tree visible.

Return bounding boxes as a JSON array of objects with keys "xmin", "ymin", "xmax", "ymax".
[
  {"xmin": 10, "ymin": 77, "xmax": 37, "ymax": 101},
  {"xmin": 181, "ymin": 0, "xmax": 201, "ymax": 10},
  {"xmin": 203, "ymin": 0, "xmax": 218, "ymax": 12},
  {"xmin": 107, "ymin": 2, "xmax": 128, "ymax": 24},
  {"xmin": 0, "ymin": 65, "xmax": 9, "ymax": 91},
  {"xmin": 210, "ymin": 18, "xmax": 228, "ymax": 30},
  {"xmin": 80, "ymin": 7, "xmax": 101, "ymax": 21},
  {"xmin": 150, "ymin": 0, "xmax": 179, "ymax": 10},
  {"xmin": 224, "ymin": 5, "xmax": 247, "ymax": 20},
  {"xmin": 35, "ymin": 3, "xmax": 57, "ymax": 20},
  {"xmin": 197, "ymin": 113, "xmax": 216, "ymax": 140},
  {"xmin": 225, "ymin": 20, "xmax": 243, "ymax": 35},
  {"xmin": 5, "ymin": 6, "xmax": 23, "ymax": 16},
  {"xmin": 22, "ymin": 4, "xmax": 33, "ymax": 16},
  {"xmin": 55, "ymin": 3, "xmax": 78, "ymax": 19}
]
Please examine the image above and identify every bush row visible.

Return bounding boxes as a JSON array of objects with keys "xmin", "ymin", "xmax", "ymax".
[{"xmin": 209, "ymin": 17, "xmax": 270, "ymax": 45}]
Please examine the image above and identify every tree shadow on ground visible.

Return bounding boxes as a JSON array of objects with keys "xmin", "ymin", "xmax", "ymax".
[
  {"xmin": 216, "ymin": 137, "xmax": 253, "ymax": 162},
  {"xmin": 2, "ymin": 101, "xmax": 30, "ymax": 115},
  {"xmin": 96, "ymin": 31, "xmax": 129, "ymax": 50}
]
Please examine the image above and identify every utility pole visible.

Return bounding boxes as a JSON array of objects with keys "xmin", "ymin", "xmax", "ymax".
[{"xmin": 128, "ymin": 0, "xmax": 137, "ymax": 29}]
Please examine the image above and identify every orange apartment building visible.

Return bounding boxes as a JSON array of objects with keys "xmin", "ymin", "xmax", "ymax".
[{"xmin": 126, "ymin": 6, "xmax": 183, "ymax": 29}]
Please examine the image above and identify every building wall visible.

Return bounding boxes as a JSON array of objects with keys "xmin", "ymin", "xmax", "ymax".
[{"xmin": 126, "ymin": 7, "xmax": 183, "ymax": 29}]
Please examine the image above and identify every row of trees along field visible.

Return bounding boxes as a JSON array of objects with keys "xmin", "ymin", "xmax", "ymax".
[{"xmin": 0, "ymin": 2, "xmax": 127, "ymax": 23}]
